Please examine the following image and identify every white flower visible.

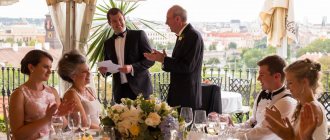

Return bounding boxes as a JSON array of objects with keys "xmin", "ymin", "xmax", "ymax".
[
  {"xmin": 121, "ymin": 107, "xmax": 141, "ymax": 124},
  {"xmin": 113, "ymin": 114, "xmax": 120, "ymax": 122},
  {"xmin": 117, "ymin": 120, "xmax": 131, "ymax": 136},
  {"xmin": 155, "ymin": 104, "xmax": 161, "ymax": 112},
  {"xmin": 145, "ymin": 112, "xmax": 161, "ymax": 127},
  {"xmin": 111, "ymin": 104, "xmax": 126, "ymax": 112}
]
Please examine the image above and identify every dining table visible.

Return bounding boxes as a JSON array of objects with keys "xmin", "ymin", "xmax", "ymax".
[{"xmin": 201, "ymin": 83, "xmax": 243, "ymax": 114}]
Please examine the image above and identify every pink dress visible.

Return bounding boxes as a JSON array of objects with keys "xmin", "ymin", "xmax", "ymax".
[{"xmin": 19, "ymin": 84, "xmax": 56, "ymax": 139}]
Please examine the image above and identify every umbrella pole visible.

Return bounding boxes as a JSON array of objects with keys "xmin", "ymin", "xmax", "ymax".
[{"xmin": 277, "ymin": 34, "xmax": 288, "ymax": 59}]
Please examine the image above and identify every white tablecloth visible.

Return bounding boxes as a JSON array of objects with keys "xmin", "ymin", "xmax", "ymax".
[{"xmin": 221, "ymin": 91, "xmax": 243, "ymax": 114}]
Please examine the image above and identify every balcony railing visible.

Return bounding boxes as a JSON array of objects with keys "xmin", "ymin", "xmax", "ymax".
[{"xmin": 1, "ymin": 66, "xmax": 330, "ymax": 109}]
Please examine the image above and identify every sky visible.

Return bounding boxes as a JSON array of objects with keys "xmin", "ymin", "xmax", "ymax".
[{"xmin": 0, "ymin": 0, "xmax": 329, "ymax": 24}]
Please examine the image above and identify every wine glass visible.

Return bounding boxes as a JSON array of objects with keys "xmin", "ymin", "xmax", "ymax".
[
  {"xmin": 81, "ymin": 114, "xmax": 91, "ymax": 135},
  {"xmin": 68, "ymin": 112, "xmax": 81, "ymax": 136},
  {"xmin": 51, "ymin": 116, "xmax": 64, "ymax": 137},
  {"xmin": 219, "ymin": 114, "xmax": 229, "ymax": 130},
  {"xmin": 180, "ymin": 107, "xmax": 193, "ymax": 131},
  {"xmin": 206, "ymin": 112, "xmax": 220, "ymax": 135},
  {"xmin": 193, "ymin": 110, "xmax": 207, "ymax": 133}
]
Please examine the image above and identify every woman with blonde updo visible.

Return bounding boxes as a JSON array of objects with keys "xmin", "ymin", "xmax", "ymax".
[{"xmin": 265, "ymin": 58, "xmax": 328, "ymax": 140}]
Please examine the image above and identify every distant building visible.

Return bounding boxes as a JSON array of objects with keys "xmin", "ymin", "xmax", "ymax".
[
  {"xmin": 0, "ymin": 22, "xmax": 44, "ymax": 45},
  {"xmin": 44, "ymin": 14, "xmax": 61, "ymax": 49}
]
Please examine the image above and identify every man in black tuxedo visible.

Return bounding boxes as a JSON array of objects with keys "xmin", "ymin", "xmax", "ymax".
[
  {"xmin": 98, "ymin": 8, "xmax": 154, "ymax": 103},
  {"xmin": 144, "ymin": 5, "xmax": 204, "ymax": 110}
]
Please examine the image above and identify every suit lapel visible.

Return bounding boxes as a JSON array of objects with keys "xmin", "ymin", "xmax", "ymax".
[
  {"xmin": 109, "ymin": 37, "xmax": 119, "ymax": 64},
  {"xmin": 124, "ymin": 29, "xmax": 131, "ymax": 64},
  {"xmin": 172, "ymin": 24, "xmax": 192, "ymax": 57}
]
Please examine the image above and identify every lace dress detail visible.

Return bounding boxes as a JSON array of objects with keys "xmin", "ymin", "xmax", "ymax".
[
  {"xmin": 72, "ymin": 87, "xmax": 101, "ymax": 125},
  {"xmin": 20, "ymin": 84, "xmax": 56, "ymax": 139}
]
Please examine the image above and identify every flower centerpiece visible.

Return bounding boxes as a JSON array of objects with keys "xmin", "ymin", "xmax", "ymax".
[{"xmin": 101, "ymin": 95, "xmax": 185, "ymax": 139}]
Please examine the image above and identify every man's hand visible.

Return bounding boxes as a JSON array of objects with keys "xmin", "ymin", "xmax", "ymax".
[
  {"xmin": 98, "ymin": 67, "xmax": 108, "ymax": 75},
  {"xmin": 144, "ymin": 49, "xmax": 166, "ymax": 63},
  {"xmin": 118, "ymin": 65, "xmax": 132, "ymax": 74}
]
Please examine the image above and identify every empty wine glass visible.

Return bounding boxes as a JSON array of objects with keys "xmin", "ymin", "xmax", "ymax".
[
  {"xmin": 81, "ymin": 114, "xmax": 91, "ymax": 135},
  {"xmin": 193, "ymin": 110, "xmax": 207, "ymax": 133},
  {"xmin": 206, "ymin": 112, "xmax": 220, "ymax": 135},
  {"xmin": 68, "ymin": 112, "xmax": 81, "ymax": 136},
  {"xmin": 180, "ymin": 107, "xmax": 193, "ymax": 131},
  {"xmin": 219, "ymin": 114, "xmax": 229, "ymax": 130},
  {"xmin": 51, "ymin": 116, "xmax": 64, "ymax": 137}
]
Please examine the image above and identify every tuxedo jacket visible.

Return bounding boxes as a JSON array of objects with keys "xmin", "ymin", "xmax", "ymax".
[
  {"xmin": 163, "ymin": 24, "xmax": 204, "ymax": 110},
  {"xmin": 103, "ymin": 29, "xmax": 154, "ymax": 97}
]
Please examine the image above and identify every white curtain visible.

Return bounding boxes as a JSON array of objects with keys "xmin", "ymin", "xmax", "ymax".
[{"xmin": 46, "ymin": 0, "xmax": 97, "ymax": 95}]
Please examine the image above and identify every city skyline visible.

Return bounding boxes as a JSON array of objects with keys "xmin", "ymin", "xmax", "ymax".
[{"xmin": 0, "ymin": 0, "xmax": 329, "ymax": 24}]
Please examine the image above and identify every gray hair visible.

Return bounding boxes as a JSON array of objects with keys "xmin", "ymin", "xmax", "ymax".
[
  {"xmin": 170, "ymin": 5, "xmax": 187, "ymax": 22},
  {"xmin": 57, "ymin": 50, "xmax": 86, "ymax": 83}
]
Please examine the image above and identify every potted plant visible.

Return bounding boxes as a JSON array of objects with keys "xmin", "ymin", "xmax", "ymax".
[{"xmin": 87, "ymin": 0, "xmax": 163, "ymax": 67}]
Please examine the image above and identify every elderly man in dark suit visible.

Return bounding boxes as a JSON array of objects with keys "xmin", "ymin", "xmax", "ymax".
[
  {"xmin": 99, "ymin": 8, "xmax": 154, "ymax": 103},
  {"xmin": 144, "ymin": 5, "xmax": 204, "ymax": 110}
]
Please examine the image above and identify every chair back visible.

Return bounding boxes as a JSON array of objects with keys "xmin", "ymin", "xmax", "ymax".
[
  {"xmin": 318, "ymin": 91, "xmax": 330, "ymax": 121},
  {"xmin": 228, "ymin": 78, "xmax": 252, "ymax": 106},
  {"xmin": 203, "ymin": 77, "xmax": 222, "ymax": 87},
  {"xmin": 159, "ymin": 83, "xmax": 170, "ymax": 102}
]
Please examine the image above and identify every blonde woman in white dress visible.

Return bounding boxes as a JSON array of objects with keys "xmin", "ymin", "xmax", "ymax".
[{"xmin": 265, "ymin": 58, "xmax": 327, "ymax": 140}]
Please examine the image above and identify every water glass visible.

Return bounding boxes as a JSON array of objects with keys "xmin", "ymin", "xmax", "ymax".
[
  {"xmin": 51, "ymin": 116, "xmax": 64, "ymax": 137},
  {"xmin": 68, "ymin": 111, "xmax": 81, "ymax": 139},
  {"xmin": 180, "ymin": 107, "xmax": 193, "ymax": 130},
  {"xmin": 81, "ymin": 114, "xmax": 91, "ymax": 135},
  {"xmin": 193, "ymin": 110, "xmax": 207, "ymax": 133},
  {"xmin": 206, "ymin": 112, "xmax": 220, "ymax": 135},
  {"xmin": 219, "ymin": 114, "xmax": 229, "ymax": 130}
]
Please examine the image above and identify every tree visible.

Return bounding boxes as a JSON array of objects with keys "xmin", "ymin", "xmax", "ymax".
[
  {"xmin": 87, "ymin": 0, "xmax": 162, "ymax": 67},
  {"xmin": 241, "ymin": 46, "xmax": 276, "ymax": 68},
  {"xmin": 209, "ymin": 44, "xmax": 217, "ymax": 51},
  {"xmin": 206, "ymin": 57, "xmax": 220, "ymax": 64},
  {"xmin": 228, "ymin": 42, "xmax": 237, "ymax": 49},
  {"xmin": 254, "ymin": 37, "xmax": 267, "ymax": 48},
  {"xmin": 296, "ymin": 39, "xmax": 330, "ymax": 57}
]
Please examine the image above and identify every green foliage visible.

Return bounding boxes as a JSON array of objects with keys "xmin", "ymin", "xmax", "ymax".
[
  {"xmin": 4, "ymin": 38, "xmax": 14, "ymax": 44},
  {"xmin": 209, "ymin": 44, "xmax": 217, "ymax": 51},
  {"xmin": 228, "ymin": 42, "xmax": 237, "ymax": 49},
  {"xmin": 241, "ymin": 46, "xmax": 276, "ymax": 68},
  {"xmin": 88, "ymin": 0, "xmax": 162, "ymax": 67},
  {"xmin": 296, "ymin": 39, "xmax": 330, "ymax": 57},
  {"xmin": 149, "ymin": 62, "xmax": 162, "ymax": 72},
  {"xmin": 206, "ymin": 57, "xmax": 220, "ymax": 64},
  {"xmin": 254, "ymin": 37, "xmax": 267, "ymax": 48},
  {"xmin": 0, "ymin": 115, "xmax": 6, "ymax": 133},
  {"xmin": 150, "ymin": 41, "xmax": 174, "ymax": 51}
]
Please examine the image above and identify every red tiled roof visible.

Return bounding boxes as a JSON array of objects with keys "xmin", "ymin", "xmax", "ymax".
[{"xmin": 0, "ymin": 47, "xmax": 62, "ymax": 68}]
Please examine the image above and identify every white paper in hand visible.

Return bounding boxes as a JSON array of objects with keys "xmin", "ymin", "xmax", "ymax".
[{"xmin": 97, "ymin": 60, "xmax": 120, "ymax": 73}]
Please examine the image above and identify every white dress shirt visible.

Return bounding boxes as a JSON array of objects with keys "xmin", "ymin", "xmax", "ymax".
[
  {"xmin": 115, "ymin": 32, "xmax": 128, "ymax": 84},
  {"xmin": 237, "ymin": 86, "xmax": 298, "ymax": 140}
]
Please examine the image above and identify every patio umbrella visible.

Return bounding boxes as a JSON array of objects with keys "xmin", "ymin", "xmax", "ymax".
[
  {"xmin": 0, "ymin": 0, "xmax": 18, "ymax": 6},
  {"xmin": 260, "ymin": 0, "xmax": 297, "ymax": 58}
]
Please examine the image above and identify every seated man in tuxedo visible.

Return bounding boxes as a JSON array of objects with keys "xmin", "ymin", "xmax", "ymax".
[
  {"xmin": 98, "ymin": 8, "xmax": 154, "ymax": 103},
  {"xmin": 232, "ymin": 55, "xmax": 297, "ymax": 140}
]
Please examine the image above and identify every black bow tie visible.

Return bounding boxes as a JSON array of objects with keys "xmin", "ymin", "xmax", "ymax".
[
  {"xmin": 113, "ymin": 31, "xmax": 126, "ymax": 39},
  {"xmin": 260, "ymin": 87, "xmax": 285, "ymax": 100}
]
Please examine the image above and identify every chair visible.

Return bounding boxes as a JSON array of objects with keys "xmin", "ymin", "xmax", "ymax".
[
  {"xmin": 203, "ymin": 77, "xmax": 222, "ymax": 87},
  {"xmin": 228, "ymin": 78, "xmax": 252, "ymax": 123},
  {"xmin": 317, "ymin": 91, "xmax": 330, "ymax": 134},
  {"xmin": 159, "ymin": 83, "xmax": 170, "ymax": 102}
]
